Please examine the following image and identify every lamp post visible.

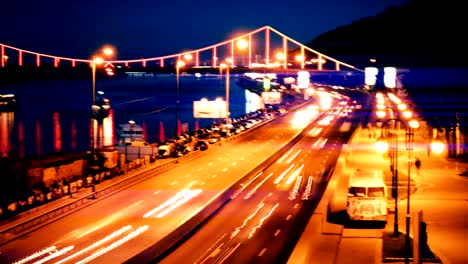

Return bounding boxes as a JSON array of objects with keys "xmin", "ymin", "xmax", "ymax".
[
  {"xmin": 176, "ymin": 60, "xmax": 185, "ymax": 136},
  {"xmin": 236, "ymin": 39, "xmax": 248, "ymax": 67},
  {"xmin": 91, "ymin": 47, "xmax": 114, "ymax": 150},
  {"xmin": 404, "ymin": 119, "xmax": 419, "ymax": 264},
  {"xmin": 220, "ymin": 59, "xmax": 231, "ymax": 124},
  {"xmin": 382, "ymin": 117, "xmax": 418, "ymax": 257}
]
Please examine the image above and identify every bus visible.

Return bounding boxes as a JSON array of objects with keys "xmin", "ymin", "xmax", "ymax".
[{"xmin": 346, "ymin": 169, "xmax": 388, "ymax": 222}]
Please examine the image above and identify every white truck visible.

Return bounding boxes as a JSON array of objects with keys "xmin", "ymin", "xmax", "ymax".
[{"xmin": 346, "ymin": 169, "xmax": 388, "ymax": 222}]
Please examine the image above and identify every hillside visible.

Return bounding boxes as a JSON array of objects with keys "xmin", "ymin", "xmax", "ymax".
[{"xmin": 307, "ymin": 0, "xmax": 467, "ymax": 68}]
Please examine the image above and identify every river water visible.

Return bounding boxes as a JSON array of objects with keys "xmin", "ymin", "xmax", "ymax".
[{"xmin": 0, "ymin": 73, "xmax": 257, "ymax": 158}]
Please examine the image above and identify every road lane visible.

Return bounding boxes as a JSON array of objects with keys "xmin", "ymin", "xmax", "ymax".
[
  {"xmin": 0, "ymin": 99, "xmax": 330, "ymax": 263},
  {"xmin": 158, "ymin": 105, "xmax": 358, "ymax": 264}
]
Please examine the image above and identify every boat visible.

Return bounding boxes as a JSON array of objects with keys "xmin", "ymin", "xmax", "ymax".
[
  {"xmin": 116, "ymin": 123, "xmax": 146, "ymax": 145},
  {"xmin": 0, "ymin": 94, "xmax": 16, "ymax": 112}
]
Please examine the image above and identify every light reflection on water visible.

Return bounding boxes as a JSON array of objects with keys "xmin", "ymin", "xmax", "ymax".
[{"xmin": 0, "ymin": 74, "xmax": 255, "ymax": 158}]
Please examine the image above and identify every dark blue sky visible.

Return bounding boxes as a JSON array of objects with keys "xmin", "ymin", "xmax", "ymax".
[{"xmin": 2, "ymin": 0, "xmax": 409, "ymax": 60}]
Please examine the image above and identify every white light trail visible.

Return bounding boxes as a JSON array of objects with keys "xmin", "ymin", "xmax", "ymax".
[
  {"xmin": 55, "ymin": 225, "xmax": 132, "ymax": 264},
  {"xmin": 274, "ymin": 164, "xmax": 295, "ymax": 184},
  {"xmin": 13, "ymin": 246, "xmax": 57, "ymax": 264},
  {"xmin": 285, "ymin": 149, "xmax": 302, "ymax": 164},
  {"xmin": 301, "ymin": 176, "xmax": 314, "ymax": 200},
  {"xmin": 248, "ymin": 203, "xmax": 279, "ymax": 239},
  {"xmin": 312, "ymin": 137, "xmax": 328, "ymax": 149},
  {"xmin": 244, "ymin": 173, "xmax": 272, "ymax": 199},
  {"xmin": 276, "ymin": 149, "xmax": 294, "ymax": 163},
  {"xmin": 155, "ymin": 189, "xmax": 202, "ymax": 218},
  {"xmin": 33, "ymin": 246, "xmax": 74, "ymax": 264},
  {"xmin": 289, "ymin": 176, "xmax": 303, "ymax": 200},
  {"xmin": 75, "ymin": 225, "xmax": 149, "ymax": 264},
  {"xmin": 143, "ymin": 190, "xmax": 190, "ymax": 218},
  {"xmin": 286, "ymin": 164, "xmax": 304, "ymax": 185},
  {"xmin": 230, "ymin": 172, "xmax": 263, "ymax": 199},
  {"xmin": 231, "ymin": 203, "xmax": 265, "ymax": 238}
]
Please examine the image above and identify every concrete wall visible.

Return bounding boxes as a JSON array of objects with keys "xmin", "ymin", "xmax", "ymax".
[{"xmin": 27, "ymin": 159, "xmax": 86, "ymax": 187}]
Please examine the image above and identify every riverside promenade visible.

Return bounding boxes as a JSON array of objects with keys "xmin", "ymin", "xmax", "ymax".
[{"xmin": 289, "ymin": 112, "xmax": 468, "ymax": 264}]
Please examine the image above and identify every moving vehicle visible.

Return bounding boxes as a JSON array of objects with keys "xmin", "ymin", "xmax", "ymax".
[{"xmin": 346, "ymin": 169, "xmax": 388, "ymax": 223}]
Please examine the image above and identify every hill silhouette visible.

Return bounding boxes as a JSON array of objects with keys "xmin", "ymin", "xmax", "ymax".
[{"xmin": 306, "ymin": 0, "xmax": 467, "ymax": 68}]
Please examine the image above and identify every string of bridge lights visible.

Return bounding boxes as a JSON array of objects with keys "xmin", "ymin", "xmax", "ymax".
[{"xmin": 0, "ymin": 26, "xmax": 360, "ymax": 71}]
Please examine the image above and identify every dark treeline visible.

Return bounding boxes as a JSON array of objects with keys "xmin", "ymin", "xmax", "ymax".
[{"xmin": 306, "ymin": 0, "xmax": 467, "ymax": 69}]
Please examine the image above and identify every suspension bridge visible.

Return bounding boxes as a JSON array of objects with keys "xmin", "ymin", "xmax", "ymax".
[{"xmin": 0, "ymin": 25, "xmax": 363, "ymax": 73}]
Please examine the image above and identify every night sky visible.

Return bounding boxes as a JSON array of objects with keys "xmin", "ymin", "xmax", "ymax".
[{"xmin": 2, "ymin": 0, "xmax": 409, "ymax": 60}]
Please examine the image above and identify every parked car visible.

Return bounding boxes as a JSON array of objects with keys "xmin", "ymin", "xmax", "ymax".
[
  {"xmin": 194, "ymin": 140, "xmax": 209, "ymax": 151},
  {"xmin": 173, "ymin": 144, "xmax": 191, "ymax": 157},
  {"xmin": 207, "ymin": 134, "xmax": 221, "ymax": 144},
  {"xmin": 157, "ymin": 144, "xmax": 174, "ymax": 158}
]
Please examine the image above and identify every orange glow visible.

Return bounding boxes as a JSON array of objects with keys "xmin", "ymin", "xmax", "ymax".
[
  {"xmin": 295, "ymin": 54, "xmax": 304, "ymax": 62},
  {"xmin": 430, "ymin": 141, "xmax": 444, "ymax": 154},
  {"xmin": 177, "ymin": 60, "xmax": 185, "ymax": 68},
  {"xmin": 409, "ymin": 119, "xmax": 419, "ymax": 129},
  {"xmin": 103, "ymin": 48, "xmax": 113, "ymax": 56},
  {"xmin": 236, "ymin": 39, "xmax": 248, "ymax": 50},
  {"xmin": 375, "ymin": 140, "xmax": 388, "ymax": 153},
  {"xmin": 93, "ymin": 57, "xmax": 104, "ymax": 64},
  {"xmin": 183, "ymin": 53, "xmax": 193, "ymax": 61},
  {"xmin": 275, "ymin": 52, "xmax": 285, "ymax": 60}
]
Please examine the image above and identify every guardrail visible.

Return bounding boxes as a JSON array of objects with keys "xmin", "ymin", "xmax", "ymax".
[
  {"xmin": 0, "ymin": 101, "xmax": 310, "ymax": 246},
  {"xmin": 125, "ymin": 104, "xmax": 326, "ymax": 263}
]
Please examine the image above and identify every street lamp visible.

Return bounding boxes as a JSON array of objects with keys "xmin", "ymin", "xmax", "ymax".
[
  {"xmin": 405, "ymin": 119, "xmax": 419, "ymax": 264},
  {"xmin": 220, "ymin": 58, "xmax": 231, "ymax": 124},
  {"xmin": 236, "ymin": 39, "xmax": 248, "ymax": 67},
  {"xmin": 176, "ymin": 60, "xmax": 185, "ymax": 136},
  {"xmin": 91, "ymin": 47, "xmax": 114, "ymax": 150},
  {"xmin": 381, "ymin": 118, "xmax": 405, "ymax": 237},
  {"xmin": 92, "ymin": 57, "xmax": 104, "ymax": 105},
  {"xmin": 381, "ymin": 117, "xmax": 419, "ymax": 262}
]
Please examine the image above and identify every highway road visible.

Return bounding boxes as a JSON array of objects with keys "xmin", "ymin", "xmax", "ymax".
[
  {"xmin": 0, "ymin": 90, "xmax": 366, "ymax": 264},
  {"xmin": 158, "ymin": 101, "xmax": 361, "ymax": 264}
]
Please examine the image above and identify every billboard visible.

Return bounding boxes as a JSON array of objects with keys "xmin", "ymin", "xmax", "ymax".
[
  {"xmin": 261, "ymin": 91, "xmax": 282, "ymax": 105},
  {"xmin": 193, "ymin": 99, "xmax": 226, "ymax": 118}
]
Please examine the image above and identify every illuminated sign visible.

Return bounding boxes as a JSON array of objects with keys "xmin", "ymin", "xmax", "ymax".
[
  {"xmin": 263, "ymin": 78, "xmax": 271, "ymax": 90},
  {"xmin": 193, "ymin": 99, "xmax": 226, "ymax": 118},
  {"xmin": 365, "ymin": 67, "xmax": 378, "ymax": 86},
  {"xmin": 261, "ymin": 91, "xmax": 282, "ymax": 104},
  {"xmin": 384, "ymin": 67, "xmax": 397, "ymax": 88},
  {"xmin": 297, "ymin": 71, "xmax": 310, "ymax": 89}
]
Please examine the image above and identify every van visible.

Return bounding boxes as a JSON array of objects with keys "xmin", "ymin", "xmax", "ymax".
[{"xmin": 346, "ymin": 169, "xmax": 388, "ymax": 222}]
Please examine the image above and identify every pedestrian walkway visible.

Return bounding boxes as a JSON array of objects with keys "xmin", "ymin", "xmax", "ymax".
[{"xmin": 289, "ymin": 115, "xmax": 468, "ymax": 264}]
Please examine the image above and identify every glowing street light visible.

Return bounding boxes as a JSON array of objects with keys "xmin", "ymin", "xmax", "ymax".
[
  {"xmin": 275, "ymin": 52, "xmax": 285, "ymax": 61},
  {"xmin": 236, "ymin": 39, "xmax": 248, "ymax": 50},
  {"xmin": 402, "ymin": 110, "xmax": 413, "ymax": 119},
  {"xmin": 91, "ymin": 47, "xmax": 114, "ymax": 150},
  {"xmin": 375, "ymin": 140, "xmax": 388, "ymax": 153},
  {"xmin": 430, "ymin": 139, "xmax": 445, "ymax": 154},
  {"xmin": 235, "ymin": 39, "xmax": 248, "ymax": 67},
  {"xmin": 176, "ymin": 60, "xmax": 186, "ymax": 136},
  {"xmin": 220, "ymin": 59, "xmax": 231, "ymax": 124},
  {"xmin": 183, "ymin": 53, "xmax": 193, "ymax": 61}
]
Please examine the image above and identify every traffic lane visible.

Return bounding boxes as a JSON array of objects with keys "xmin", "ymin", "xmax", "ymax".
[
  {"xmin": 0, "ymin": 102, "xmax": 324, "ymax": 263},
  {"xmin": 0, "ymin": 139, "xmax": 281, "ymax": 264},
  {"xmin": 159, "ymin": 116, "xmax": 343, "ymax": 264},
  {"xmin": 221, "ymin": 119, "xmax": 347, "ymax": 263}
]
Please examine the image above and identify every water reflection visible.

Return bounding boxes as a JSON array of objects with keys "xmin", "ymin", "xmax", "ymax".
[{"xmin": 0, "ymin": 112, "xmax": 14, "ymax": 157}]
